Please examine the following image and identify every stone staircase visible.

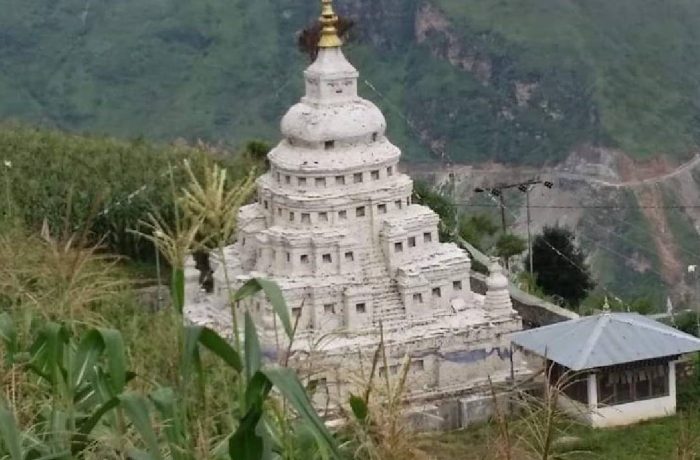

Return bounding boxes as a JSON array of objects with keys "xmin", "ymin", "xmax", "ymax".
[{"xmin": 359, "ymin": 248, "xmax": 406, "ymax": 327}]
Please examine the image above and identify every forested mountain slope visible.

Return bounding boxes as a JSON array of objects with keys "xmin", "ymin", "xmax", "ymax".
[{"xmin": 2, "ymin": 0, "xmax": 700, "ymax": 164}]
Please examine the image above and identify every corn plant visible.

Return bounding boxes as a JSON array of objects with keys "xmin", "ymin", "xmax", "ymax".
[{"xmin": 0, "ymin": 312, "xmax": 130, "ymax": 459}]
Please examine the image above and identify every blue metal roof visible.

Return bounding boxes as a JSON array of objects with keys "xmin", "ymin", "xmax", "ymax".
[{"xmin": 510, "ymin": 312, "xmax": 700, "ymax": 370}]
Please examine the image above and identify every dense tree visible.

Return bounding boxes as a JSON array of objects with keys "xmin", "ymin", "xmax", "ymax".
[
  {"xmin": 495, "ymin": 233, "xmax": 526, "ymax": 269},
  {"xmin": 530, "ymin": 226, "xmax": 594, "ymax": 307},
  {"xmin": 459, "ymin": 214, "xmax": 498, "ymax": 250},
  {"xmin": 412, "ymin": 181, "xmax": 456, "ymax": 241}
]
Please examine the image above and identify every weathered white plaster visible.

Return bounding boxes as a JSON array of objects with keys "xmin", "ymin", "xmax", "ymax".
[{"xmin": 184, "ymin": 38, "xmax": 524, "ymax": 420}]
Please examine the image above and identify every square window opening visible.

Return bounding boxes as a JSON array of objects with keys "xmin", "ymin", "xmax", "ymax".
[
  {"xmin": 371, "ymin": 170, "xmax": 380, "ymax": 180},
  {"xmin": 408, "ymin": 236, "xmax": 416, "ymax": 247},
  {"xmin": 413, "ymin": 293, "xmax": 423, "ymax": 303},
  {"xmin": 423, "ymin": 232, "xmax": 432, "ymax": 243},
  {"xmin": 345, "ymin": 251, "xmax": 354, "ymax": 261},
  {"xmin": 339, "ymin": 210, "xmax": 347, "ymax": 220},
  {"xmin": 353, "ymin": 172, "xmax": 363, "ymax": 184},
  {"xmin": 378, "ymin": 203, "xmax": 387, "ymax": 214},
  {"xmin": 319, "ymin": 212, "xmax": 328, "ymax": 222},
  {"xmin": 324, "ymin": 303, "xmax": 336, "ymax": 314},
  {"xmin": 394, "ymin": 242, "xmax": 403, "ymax": 253},
  {"xmin": 301, "ymin": 213, "xmax": 310, "ymax": 223},
  {"xmin": 300, "ymin": 254, "xmax": 309, "ymax": 264},
  {"xmin": 453, "ymin": 280, "xmax": 463, "ymax": 291},
  {"xmin": 298, "ymin": 177, "xmax": 307, "ymax": 186},
  {"xmin": 324, "ymin": 140, "xmax": 335, "ymax": 150},
  {"xmin": 335, "ymin": 175, "xmax": 346, "ymax": 185},
  {"xmin": 322, "ymin": 253, "xmax": 332, "ymax": 263},
  {"xmin": 395, "ymin": 200, "xmax": 402, "ymax": 209},
  {"xmin": 356, "ymin": 206, "xmax": 366, "ymax": 217},
  {"xmin": 432, "ymin": 287, "xmax": 442, "ymax": 298},
  {"xmin": 356, "ymin": 303, "xmax": 366, "ymax": 314},
  {"xmin": 315, "ymin": 177, "xmax": 326, "ymax": 187}
]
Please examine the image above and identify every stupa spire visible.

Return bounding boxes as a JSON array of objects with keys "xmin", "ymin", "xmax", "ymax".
[{"xmin": 318, "ymin": 0, "xmax": 342, "ymax": 48}]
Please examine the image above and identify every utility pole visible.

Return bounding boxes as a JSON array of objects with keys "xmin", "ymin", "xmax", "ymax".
[{"xmin": 475, "ymin": 179, "xmax": 553, "ymax": 274}]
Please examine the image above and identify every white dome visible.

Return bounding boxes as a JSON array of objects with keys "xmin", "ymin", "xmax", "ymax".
[{"xmin": 280, "ymin": 99, "xmax": 386, "ymax": 145}]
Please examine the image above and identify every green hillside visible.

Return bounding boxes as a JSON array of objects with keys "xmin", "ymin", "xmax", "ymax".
[{"xmin": 2, "ymin": 0, "xmax": 700, "ymax": 164}]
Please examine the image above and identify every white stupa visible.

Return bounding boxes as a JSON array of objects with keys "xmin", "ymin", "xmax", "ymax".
[{"xmin": 185, "ymin": 0, "xmax": 523, "ymax": 427}]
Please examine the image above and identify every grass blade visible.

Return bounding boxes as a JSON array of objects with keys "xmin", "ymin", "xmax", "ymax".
[
  {"xmin": 196, "ymin": 327, "xmax": 243, "ymax": 373},
  {"xmin": 229, "ymin": 406, "xmax": 264, "ymax": 460},
  {"xmin": 244, "ymin": 312, "xmax": 261, "ymax": 383},
  {"xmin": 119, "ymin": 392, "xmax": 163, "ymax": 460},
  {"xmin": 71, "ymin": 396, "xmax": 120, "ymax": 455},
  {"xmin": 0, "ymin": 313, "xmax": 17, "ymax": 363},
  {"xmin": 232, "ymin": 279, "xmax": 292, "ymax": 338},
  {"xmin": 150, "ymin": 387, "xmax": 189, "ymax": 460},
  {"xmin": 262, "ymin": 368, "xmax": 339, "ymax": 458},
  {"xmin": 0, "ymin": 402, "xmax": 22, "ymax": 460},
  {"xmin": 171, "ymin": 268, "xmax": 185, "ymax": 314},
  {"xmin": 97, "ymin": 328, "xmax": 127, "ymax": 393}
]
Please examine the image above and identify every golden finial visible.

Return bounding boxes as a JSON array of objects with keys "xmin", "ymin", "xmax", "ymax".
[{"xmin": 318, "ymin": 0, "xmax": 342, "ymax": 48}]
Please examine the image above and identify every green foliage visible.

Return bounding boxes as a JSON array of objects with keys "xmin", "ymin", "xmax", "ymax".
[
  {"xmin": 1, "ymin": 1, "xmax": 700, "ymax": 163},
  {"xmin": 0, "ymin": 278, "xmax": 339, "ymax": 460},
  {"xmin": 495, "ymin": 233, "xmax": 526, "ymax": 267},
  {"xmin": 531, "ymin": 226, "xmax": 594, "ymax": 308},
  {"xmin": 412, "ymin": 181, "xmax": 456, "ymax": 241},
  {"xmin": 458, "ymin": 214, "xmax": 498, "ymax": 250}
]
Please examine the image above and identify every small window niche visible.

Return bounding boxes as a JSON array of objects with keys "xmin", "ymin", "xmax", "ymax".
[
  {"xmin": 372, "ymin": 132, "xmax": 378, "ymax": 142},
  {"xmin": 355, "ymin": 303, "xmax": 366, "ymax": 314},
  {"xmin": 315, "ymin": 177, "xmax": 326, "ymax": 187},
  {"xmin": 344, "ymin": 251, "xmax": 354, "ymax": 262},
  {"xmin": 285, "ymin": 175, "xmax": 291, "ymax": 184},
  {"xmin": 395, "ymin": 200, "xmax": 402, "ymax": 210},
  {"xmin": 300, "ymin": 254, "xmax": 309, "ymax": 264},
  {"xmin": 335, "ymin": 175, "xmax": 345, "ymax": 185},
  {"xmin": 411, "ymin": 360, "xmax": 424, "ymax": 372},
  {"xmin": 324, "ymin": 140, "xmax": 335, "ymax": 150},
  {"xmin": 356, "ymin": 206, "xmax": 366, "ymax": 217},
  {"xmin": 353, "ymin": 172, "xmax": 363, "ymax": 184},
  {"xmin": 423, "ymin": 232, "xmax": 432, "ymax": 243},
  {"xmin": 263, "ymin": 200, "xmax": 269, "ymax": 210},
  {"xmin": 322, "ymin": 253, "xmax": 332, "ymax": 263},
  {"xmin": 292, "ymin": 307, "xmax": 302, "ymax": 318},
  {"xmin": 387, "ymin": 166, "xmax": 393, "ymax": 176},
  {"xmin": 378, "ymin": 203, "xmax": 387, "ymax": 214},
  {"xmin": 324, "ymin": 303, "xmax": 336, "ymax": 314},
  {"xmin": 286, "ymin": 252, "xmax": 291, "ymax": 263},
  {"xmin": 298, "ymin": 177, "xmax": 307, "ymax": 186},
  {"xmin": 338, "ymin": 210, "xmax": 347, "ymax": 220},
  {"xmin": 394, "ymin": 242, "xmax": 403, "ymax": 253},
  {"xmin": 301, "ymin": 213, "xmax": 310, "ymax": 224},
  {"xmin": 432, "ymin": 287, "xmax": 442, "ymax": 298},
  {"xmin": 319, "ymin": 212, "xmax": 329, "ymax": 222},
  {"xmin": 413, "ymin": 293, "xmax": 423, "ymax": 303},
  {"xmin": 289, "ymin": 212, "xmax": 295, "ymax": 222},
  {"xmin": 276, "ymin": 172, "xmax": 281, "ymax": 182},
  {"xmin": 453, "ymin": 280, "xmax": 463, "ymax": 291},
  {"xmin": 408, "ymin": 236, "xmax": 416, "ymax": 247},
  {"xmin": 371, "ymin": 170, "xmax": 380, "ymax": 180}
]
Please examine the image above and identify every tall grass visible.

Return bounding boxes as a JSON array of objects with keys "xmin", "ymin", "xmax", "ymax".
[{"xmin": 0, "ymin": 146, "xmax": 340, "ymax": 458}]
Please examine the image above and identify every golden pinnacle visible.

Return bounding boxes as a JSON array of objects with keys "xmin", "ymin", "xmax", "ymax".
[{"xmin": 318, "ymin": 0, "xmax": 342, "ymax": 48}]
